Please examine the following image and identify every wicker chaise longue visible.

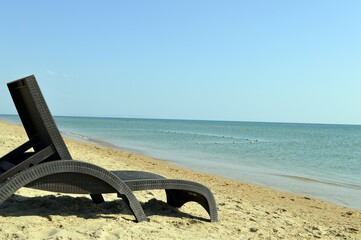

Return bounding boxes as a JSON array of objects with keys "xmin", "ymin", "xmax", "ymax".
[{"xmin": 0, "ymin": 75, "xmax": 218, "ymax": 222}]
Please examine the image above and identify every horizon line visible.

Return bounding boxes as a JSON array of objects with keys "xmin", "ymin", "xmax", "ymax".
[{"xmin": 1, "ymin": 113, "xmax": 360, "ymax": 127}]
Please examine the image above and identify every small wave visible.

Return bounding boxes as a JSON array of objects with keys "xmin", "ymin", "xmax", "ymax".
[
  {"xmin": 62, "ymin": 131, "xmax": 128, "ymax": 151},
  {"xmin": 159, "ymin": 130, "xmax": 259, "ymax": 143},
  {"xmin": 273, "ymin": 173, "xmax": 361, "ymax": 190},
  {"xmin": 62, "ymin": 131, "xmax": 90, "ymax": 140},
  {"xmin": 196, "ymin": 141, "xmax": 241, "ymax": 145}
]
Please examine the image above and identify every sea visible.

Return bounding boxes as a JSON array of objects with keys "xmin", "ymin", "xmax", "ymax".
[{"xmin": 1, "ymin": 114, "xmax": 360, "ymax": 210}]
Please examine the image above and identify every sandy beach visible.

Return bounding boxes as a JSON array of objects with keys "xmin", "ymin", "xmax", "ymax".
[{"xmin": 0, "ymin": 120, "xmax": 360, "ymax": 240}]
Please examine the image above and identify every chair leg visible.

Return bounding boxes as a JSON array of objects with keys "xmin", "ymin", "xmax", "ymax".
[
  {"xmin": 90, "ymin": 194, "xmax": 104, "ymax": 204},
  {"xmin": 165, "ymin": 190, "xmax": 212, "ymax": 218}
]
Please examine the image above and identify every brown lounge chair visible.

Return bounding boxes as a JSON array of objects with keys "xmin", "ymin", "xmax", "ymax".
[{"xmin": 0, "ymin": 75, "xmax": 218, "ymax": 222}]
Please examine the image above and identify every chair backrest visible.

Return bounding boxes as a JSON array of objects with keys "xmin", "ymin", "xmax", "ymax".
[
  {"xmin": 7, "ymin": 75, "xmax": 72, "ymax": 160},
  {"xmin": 0, "ymin": 75, "xmax": 72, "ymax": 183}
]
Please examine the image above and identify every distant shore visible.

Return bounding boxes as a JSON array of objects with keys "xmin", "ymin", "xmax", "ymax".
[{"xmin": 0, "ymin": 120, "xmax": 360, "ymax": 239}]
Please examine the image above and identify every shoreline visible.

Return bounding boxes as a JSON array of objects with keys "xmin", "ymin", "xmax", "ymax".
[
  {"xmin": 61, "ymin": 123, "xmax": 361, "ymax": 211},
  {"xmin": 1, "ymin": 120, "xmax": 361, "ymax": 239},
  {"xmin": 1, "ymin": 116, "xmax": 361, "ymax": 210}
]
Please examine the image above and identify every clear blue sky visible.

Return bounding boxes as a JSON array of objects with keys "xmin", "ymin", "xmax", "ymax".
[{"xmin": 1, "ymin": 1, "xmax": 360, "ymax": 124}]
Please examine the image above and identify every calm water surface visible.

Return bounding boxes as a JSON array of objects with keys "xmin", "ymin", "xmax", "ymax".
[{"xmin": 1, "ymin": 114, "xmax": 360, "ymax": 210}]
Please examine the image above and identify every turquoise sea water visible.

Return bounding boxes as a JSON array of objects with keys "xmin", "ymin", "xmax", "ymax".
[{"xmin": 1, "ymin": 114, "xmax": 361, "ymax": 210}]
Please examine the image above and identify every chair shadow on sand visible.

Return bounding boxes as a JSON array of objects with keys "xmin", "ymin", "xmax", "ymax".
[{"xmin": 0, "ymin": 194, "xmax": 209, "ymax": 222}]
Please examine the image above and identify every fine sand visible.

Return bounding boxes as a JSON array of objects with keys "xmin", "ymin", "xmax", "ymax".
[{"xmin": 0, "ymin": 120, "xmax": 360, "ymax": 240}]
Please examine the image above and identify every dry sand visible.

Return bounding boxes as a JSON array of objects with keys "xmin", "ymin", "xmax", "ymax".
[{"xmin": 0, "ymin": 120, "xmax": 360, "ymax": 240}]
